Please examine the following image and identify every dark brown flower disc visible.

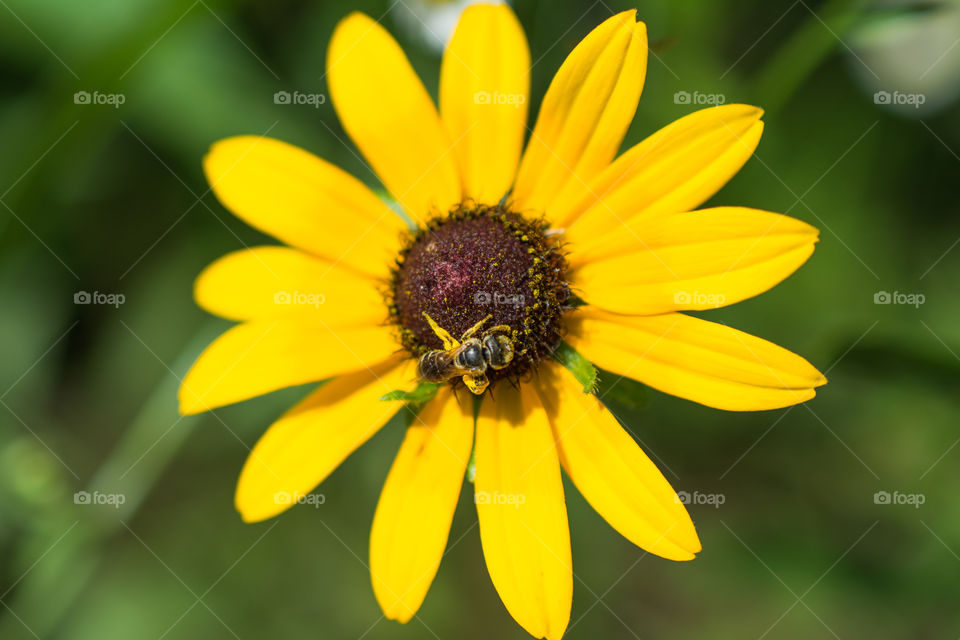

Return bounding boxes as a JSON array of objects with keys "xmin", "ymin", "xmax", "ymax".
[{"xmin": 387, "ymin": 203, "xmax": 570, "ymax": 388}]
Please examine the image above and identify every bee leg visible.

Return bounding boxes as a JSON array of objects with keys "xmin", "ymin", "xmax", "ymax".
[
  {"xmin": 483, "ymin": 324, "xmax": 512, "ymax": 338},
  {"xmin": 422, "ymin": 311, "xmax": 460, "ymax": 349},
  {"xmin": 460, "ymin": 314, "xmax": 492, "ymax": 341}
]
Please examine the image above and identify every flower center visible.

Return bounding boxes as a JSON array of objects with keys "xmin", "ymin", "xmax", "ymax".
[{"xmin": 387, "ymin": 203, "xmax": 569, "ymax": 391}]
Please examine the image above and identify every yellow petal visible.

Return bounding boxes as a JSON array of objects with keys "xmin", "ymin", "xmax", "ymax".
[
  {"xmin": 328, "ymin": 12, "xmax": 461, "ymax": 221},
  {"xmin": 178, "ymin": 318, "xmax": 398, "ymax": 415},
  {"xmin": 370, "ymin": 388, "xmax": 474, "ymax": 622},
  {"xmin": 194, "ymin": 246, "xmax": 385, "ymax": 323},
  {"xmin": 566, "ymin": 308, "xmax": 826, "ymax": 411},
  {"xmin": 203, "ymin": 136, "xmax": 404, "ymax": 279},
  {"xmin": 440, "ymin": 3, "xmax": 529, "ymax": 204},
  {"xmin": 536, "ymin": 363, "xmax": 700, "ymax": 560},
  {"xmin": 572, "ymin": 207, "xmax": 818, "ymax": 314},
  {"xmin": 475, "ymin": 383, "xmax": 571, "ymax": 640},
  {"xmin": 512, "ymin": 11, "xmax": 647, "ymax": 219},
  {"xmin": 555, "ymin": 104, "xmax": 765, "ymax": 232},
  {"xmin": 235, "ymin": 358, "xmax": 413, "ymax": 523}
]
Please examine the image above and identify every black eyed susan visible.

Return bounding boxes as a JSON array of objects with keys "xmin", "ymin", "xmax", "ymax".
[{"xmin": 179, "ymin": 5, "xmax": 826, "ymax": 638}]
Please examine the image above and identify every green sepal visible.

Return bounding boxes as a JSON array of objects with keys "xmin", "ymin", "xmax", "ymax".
[
  {"xmin": 552, "ymin": 341, "xmax": 598, "ymax": 393},
  {"xmin": 465, "ymin": 448, "xmax": 477, "ymax": 484},
  {"xmin": 380, "ymin": 381, "xmax": 441, "ymax": 404}
]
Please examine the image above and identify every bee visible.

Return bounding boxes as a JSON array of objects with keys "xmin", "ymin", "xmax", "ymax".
[{"xmin": 417, "ymin": 312, "xmax": 515, "ymax": 394}]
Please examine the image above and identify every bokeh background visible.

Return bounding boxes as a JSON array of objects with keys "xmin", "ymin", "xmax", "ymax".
[{"xmin": 2, "ymin": 0, "xmax": 959, "ymax": 637}]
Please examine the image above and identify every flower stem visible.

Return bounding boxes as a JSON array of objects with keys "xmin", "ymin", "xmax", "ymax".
[
  {"xmin": 0, "ymin": 323, "xmax": 219, "ymax": 638},
  {"xmin": 753, "ymin": 0, "xmax": 870, "ymax": 114}
]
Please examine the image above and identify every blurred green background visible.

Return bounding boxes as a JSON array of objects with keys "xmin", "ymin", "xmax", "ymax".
[{"xmin": 2, "ymin": 0, "xmax": 959, "ymax": 637}]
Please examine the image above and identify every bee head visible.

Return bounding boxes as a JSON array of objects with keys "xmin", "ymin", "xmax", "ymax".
[{"xmin": 482, "ymin": 334, "xmax": 514, "ymax": 370}]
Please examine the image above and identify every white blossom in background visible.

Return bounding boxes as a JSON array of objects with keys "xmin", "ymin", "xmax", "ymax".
[
  {"xmin": 848, "ymin": 0, "xmax": 960, "ymax": 116},
  {"xmin": 393, "ymin": 0, "xmax": 506, "ymax": 51}
]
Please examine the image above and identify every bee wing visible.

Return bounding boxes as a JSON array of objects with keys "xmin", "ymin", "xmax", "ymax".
[{"xmin": 418, "ymin": 348, "xmax": 471, "ymax": 382}]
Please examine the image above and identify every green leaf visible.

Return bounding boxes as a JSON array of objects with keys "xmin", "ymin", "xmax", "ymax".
[
  {"xmin": 380, "ymin": 381, "xmax": 441, "ymax": 404},
  {"xmin": 552, "ymin": 341, "xmax": 598, "ymax": 393}
]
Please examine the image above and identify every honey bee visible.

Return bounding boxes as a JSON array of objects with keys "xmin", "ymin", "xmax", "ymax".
[{"xmin": 417, "ymin": 312, "xmax": 515, "ymax": 394}]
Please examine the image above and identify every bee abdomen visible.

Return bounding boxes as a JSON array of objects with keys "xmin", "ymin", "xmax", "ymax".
[{"xmin": 418, "ymin": 350, "xmax": 453, "ymax": 382}]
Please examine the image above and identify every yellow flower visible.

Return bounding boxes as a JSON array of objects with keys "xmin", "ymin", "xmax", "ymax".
[{"xmin": 179, "ymin": 6, "xmax": 826, "ymax": 639}]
